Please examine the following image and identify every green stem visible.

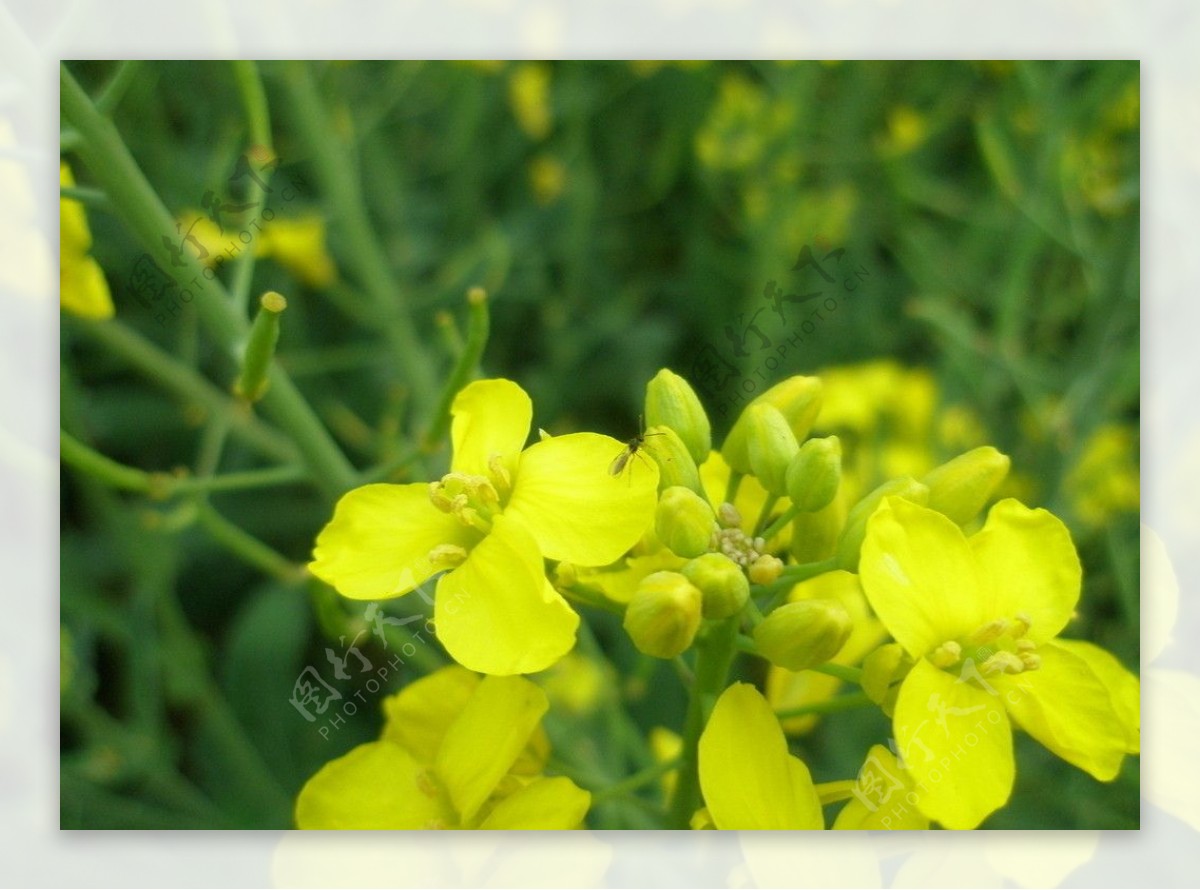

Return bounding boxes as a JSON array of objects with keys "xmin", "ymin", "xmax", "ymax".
[
  {"xmin": 752, "ymin": 494, "xmax": 781, "ymax": 539},
  {"xmin": 761, "ymin": 504, "xmax": 800, "ymax": 542},
  {"xmin": 73, "ymin": 319, "xmax": 296, "ymax": 463},
  {"xmin": 95, "ymin": 60, "xmax": 142, "ymax": 115},
  {"xmin": 61, "ymin": 430, "xmax": 150, "ymax": 492},
  {"xmin": 774, "ymin": 690, "xmax": 871, "ymax": 720},
  {"xmin": 276, "ymin": 61, "xmax": 435, "ymax": 413},
  {"xmin": 60, "ymin": 64, "xmax": 357, "ymax": 497},
  {"xmin": 422, "ymin": 288, "xmax": 491, "ymax": 450},
  {"xmin": 723, "ymin": 470, "xmax": 744, "ymax": 506},
  {"xmin": 754, "ymin": 557, "xmax": 839, "ymax": 602},
  {"xmin": 591, "ymin": 757, "xmax": 683, "ymax": 805},
  {"xmin": 229, "ymin": 61, "xmax": 273, "ymax": 315},
  {"xmin": 810, "ymin": 662, "xmax": 863, "ymax": 684},
  {"xmin": 666, "ymin": 617, "xmax": 738, "ymax": 828},
  {"xmin": 192, "ymin": 500, "xmax": 302, "ymax": 582},
  {"xmin": 62, "ymin": 430, "xmax": 306, "ymax": 499}
]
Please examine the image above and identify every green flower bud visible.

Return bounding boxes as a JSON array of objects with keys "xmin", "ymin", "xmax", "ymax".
[
  {"xmin": 656, "ymin": 486, "xmax": 716, "ymax": 559},
  {"xmin": 835, "ymin": 476, "xmax": 929, "ymax": 571},
  {"xmin": 623, "ymin": 571, "xmax": 703, "ymax": 659},
  {"xmin": 785, "ymin": 435, "xmax": 842, "ymax": 512},
  {"xmin": 721, "ymin": 376, "xmax": 823, "ymax": 474},
  {"xmin": 752, "ymin": 598, "xmax": 852, "ymax": 671},
  {"xmin": 789, "ymin": 498, "xmax": 844, "ymax": 563},
  {"xmin": 921, "ymin": 446, "xmax": 1011, "ymax": 525},
  {"xmin": 645, "ymin": 368, "xmax": 712, "ymax": 466},
  {"xmin": 643, "ymin": 425, "xmax": 704, "ymax": 497},
  {"xmin": 234, "ymin": 291, "xmax": 287, "ymax": 402},
  {"xmin": 744, "ymin": 403, "xmax": 800, "ymax": 495},
  {"xmin": 681, "ymin": 552, "xmax": 750, "ymax": 619}
]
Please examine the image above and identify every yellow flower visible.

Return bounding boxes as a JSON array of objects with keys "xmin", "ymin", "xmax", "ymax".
[
  {"xmin": 859, "ymin": 497, "xmax": 1140, "ymax": 829},
  {"xmin": 697, "ymin": 683, "xmax": 824, "ymax": 829},
  {"xmin": 508, "ymin": 63, "xmax": 553, "ymax": 140},
  {"xmin": 255, "ymin": 214, "xmax": 337, "ymax": 288},
  {"xmin": 1065, "ymin": 424, "xmax": 1140, "ymax": 526},
  {"xmin": 296, "ymin": 666, "xmax": 589, "ymax": 829},
  {"xmin": 60, "ymin": 162, "xmax": 114, "ymax": 319},
  {"xmin": 311, "ymin": 378, "xmax": 657, "ymax": 675},
  {"xmin": 832, "ymin": 744, "xmax": 929, "ymax": 829}
]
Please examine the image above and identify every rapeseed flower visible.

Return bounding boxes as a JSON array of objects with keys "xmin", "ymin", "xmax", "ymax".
[
  {"xmin": 296, "ymin": 666, "xmax": 589, "ymax": 829},
  {"xmin": 311, "ymin": 378, "xmax": 657, "ymax": 675},
  {"xmin": 859, "ymin": 497, "xmax": 1139, "ymax": 829}
]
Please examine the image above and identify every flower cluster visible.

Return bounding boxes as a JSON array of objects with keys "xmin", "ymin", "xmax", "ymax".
[{"xmin": 302, "ymin": 367, "xmax": 1139, "ymax": 830}]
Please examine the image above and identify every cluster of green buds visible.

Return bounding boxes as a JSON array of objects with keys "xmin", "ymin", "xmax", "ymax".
[{"xmin": 614, "ymin": 368, "xmax": 1015, "ymax": 681}]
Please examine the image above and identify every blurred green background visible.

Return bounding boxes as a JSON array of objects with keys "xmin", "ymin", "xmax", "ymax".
[{"xmin": 60, "ymin": 60, "xmax": 1139, "ymax": 829}]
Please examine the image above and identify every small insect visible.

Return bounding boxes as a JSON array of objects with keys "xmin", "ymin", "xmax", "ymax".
[{"xmin": 609, "ymin": 417, "xmax": 664, "ymax": 478}]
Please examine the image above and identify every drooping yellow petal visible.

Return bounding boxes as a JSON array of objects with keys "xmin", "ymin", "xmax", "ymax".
[
  {"xmin": 434, "ymin": 675, "xmax": 549, "ymax": 825},
  {"xmin": 1053, "ymin": 639, "xmax": 1139, "ymax": 754},
  {"xmin": 832, "ymin": 745, "xmax": 929, "ymax": 830},
  {"xmin": 434, "ymin": 514, "xmax": 578, "ymax": 675},
  {"xmin": 969, "ymin": 499, "xmax": 1081, "ymax": 644},
  {"xmin": 893, "ymin": 659, "xmax": 1013, "ymax": 829},
  {"xmin": 295, "ymin": 740, "xmax": 451, "ymax": 829},
  {"xmin": 995, "ymin": 642, "xmax": 1133, "ymax": 780},
  {"xmin": 310, "ymin": 483, "xmax": 475, "ymax": 600},
  {"xmin": 698, "ymin": 683, "xmax": 823, "ymax": 829},
  {"xmin": 479, "ymin": 776, "xmax": 591, "ymax": 829},
  {"xmin": 504, "ymin": 432, "xmax": 657, "ymax": 565},
  {"xmin": 859, "ymin": 497, "xmax": 989, "ymax": 658},
  {"xmin": 381, "ymin": 665, "xmax": 480, "ymax": 762},
  {"xmin": 450, "ymin": 379, "xmax": 532, "ymax": 480}
]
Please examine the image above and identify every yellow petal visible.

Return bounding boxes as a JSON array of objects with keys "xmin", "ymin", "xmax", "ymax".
[
  {"xmin": 434, "ymin": 514, "xmax": 578, "ymax": 675},
  {"xmin": 1053, "ymin": 639, "xmax": 1139, "ymax": 754},
  {"xmin": 504, "ymin": 432, "xmax": 657, "ymax": 565},
  {"xmin": 479, "ymin": 776, "xmax": 591, "ymax": 829},
  {"xmin": 451, "ymin": 379, "xmax": 531, "ymax": 480},
  {"xmin": 698, "ymin": 683, "xmax": 823, "ymax": 829},
  {"xmin": 295, "ymin": 740, "xmax": 451, "ymax": 829},
  {"xmin": 969, "ymin": 499, "xmax": 1081, "ymax": 643},
  {"xmin": 310, "ymin": 483, "xmax": 475, "ymax": 600},
  {"xmin": 434, "ymin": 675, "xmax": 548, "ymax": 824},
  {"xmin": 859, "ymin": 497, "xmax": 988, "ymax": 658},
  {"xmin": 995, "ymin": 642, "xmax": 1133, "ymax": 780},
  {"xmin": 832, "ymin": 745, "xmax": 929, "ymax": 830},
  {"xmin": 381, "ymin": 665, "xmax": 480, "ymax": 762},
  {"xmin": 893, "ymin": 658, "xmax": 1013, "ymax": 829}
]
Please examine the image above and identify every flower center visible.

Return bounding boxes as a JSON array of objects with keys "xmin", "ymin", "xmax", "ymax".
[
  {"xmin": 709, "ymin": 502, "xmax": 766, "ymax": 568},
  {"xmin": 428, "ymin": 471, "xmax": 501, "ymax": 533},
  {"xmin": 929, "ymin": 612, "xmax": 1040, "ymax": 678}
]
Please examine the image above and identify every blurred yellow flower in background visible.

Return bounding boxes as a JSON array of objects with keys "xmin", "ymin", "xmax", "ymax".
[{"xmin": 60, "ymin": 162, "xmax": 114, "ymax": 319}]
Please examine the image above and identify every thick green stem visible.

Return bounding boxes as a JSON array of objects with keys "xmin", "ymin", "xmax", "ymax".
[
  {"xmin": 666, "ymin": 617, "xmax": 738, "ymax": 828},
  {"xmin": 60, "ymin": 64, "xmax": 357, "ymax": 497},
  {"xmin": 276, "ymin": 61, "xmax": 435, "ymax": 413}
]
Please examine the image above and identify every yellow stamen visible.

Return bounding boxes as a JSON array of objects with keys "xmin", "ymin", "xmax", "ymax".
[{"xmin": 929, "ymin": 640, "xmax": 963, "ymax": 668}]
